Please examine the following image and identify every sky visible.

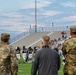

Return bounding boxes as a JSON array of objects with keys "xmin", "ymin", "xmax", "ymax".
[{"xmin": 0, "ymin": 0, "xmax": 76, "ymax": 38}]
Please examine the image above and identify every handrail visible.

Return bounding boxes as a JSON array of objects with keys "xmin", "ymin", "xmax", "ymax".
[{"xmin": 10, "ymin": 26, "xmax": 70, "ymax": 43}]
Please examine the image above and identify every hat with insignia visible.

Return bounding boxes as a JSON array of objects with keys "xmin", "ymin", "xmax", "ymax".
[
  {"xmin": 1, "ymin": 33, "xmax": 10, "ymax": 40},
  {"xmin": 70, "ymin": 26, "xmax": 76, "ymax": 32}
]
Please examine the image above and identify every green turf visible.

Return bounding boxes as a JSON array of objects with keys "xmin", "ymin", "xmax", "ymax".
[
  {"xmin": 18, "ymin": 62, "xmax": 64, "ymax": 75},
  {"xmin": 58, "ymin": 63, "xmax": 64, "ymax": 75},
  {"xmin": 18, "ymin": 63, "xmax": 32, "ymax": 75},
  {"xmin": 18, "ymin": 57, "xmax": 64, "ymax": 75}
]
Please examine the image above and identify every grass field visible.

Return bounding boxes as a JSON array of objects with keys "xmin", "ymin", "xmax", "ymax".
[{"xmin": 18, "ymin": 57, "xmax": 64, "ymax": 75}]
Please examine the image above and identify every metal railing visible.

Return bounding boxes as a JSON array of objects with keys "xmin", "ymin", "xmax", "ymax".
[
  {"xmin": 10, "ymin": 31, "xmax": 29, "ymax": 43},
  {"xmin": 10, "ymin": 26, "xmax": 70, "ymax": 43}
]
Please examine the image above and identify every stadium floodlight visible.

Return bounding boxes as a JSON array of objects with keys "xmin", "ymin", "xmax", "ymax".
[{"xmin": 35, "ymin": 0, "xmax": 37, "ymax": 33}]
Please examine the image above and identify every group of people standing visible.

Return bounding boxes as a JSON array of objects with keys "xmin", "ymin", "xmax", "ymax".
[
  {"xmin": 0, "ymin": 26, "xmax": 76, "ymax": 75},
  {"xmin": 15, "ymin": 45, "xmax": 38, "ymax": 64},
  {"xmin": 31, "ymin": 26, "xmax": 76, "ymax": 75}
]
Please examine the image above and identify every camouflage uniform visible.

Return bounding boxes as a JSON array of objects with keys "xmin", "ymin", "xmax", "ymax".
[
  {"xmin": 62, "ymin": 26, "xmax": 76, "ymax": 75},
  {"xmin": 0, "ymin": 33, "xmax": 18, "ymax": 75}
]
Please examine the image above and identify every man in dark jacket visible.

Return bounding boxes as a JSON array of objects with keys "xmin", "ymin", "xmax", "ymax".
[{"xmin": 31, "ymin": 35, "xmax": 60, "ymax": 75}]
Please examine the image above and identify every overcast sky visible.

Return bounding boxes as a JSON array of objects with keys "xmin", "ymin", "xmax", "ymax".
[{"xmin": 0, "ymin": 0, "xmax": 76, "ymax": 38}]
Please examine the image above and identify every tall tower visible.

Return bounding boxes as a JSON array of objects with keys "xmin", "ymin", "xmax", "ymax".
[{"xmin": 35, "ymin": 0, "xmax": 37, "ymax": 33}]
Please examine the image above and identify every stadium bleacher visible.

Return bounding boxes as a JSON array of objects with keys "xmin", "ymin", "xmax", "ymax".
[{"xmin": 10, "ymin": 31, "xmax": 70, "ymax": 49}]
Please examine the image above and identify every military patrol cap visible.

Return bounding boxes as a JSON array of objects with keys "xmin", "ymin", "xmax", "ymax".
[
  {"xmin": 1, "ymin": 33, "xmax": 10, "ymax": 40},
  {"xmin": 70, "ymin": 26, "xmax": 76, "ymax": 32}
]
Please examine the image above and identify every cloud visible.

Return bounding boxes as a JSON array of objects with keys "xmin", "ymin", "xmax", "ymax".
[
  {"xmin": 0, "ymin": 11, "xmax": 35, "ymax": 25},
  {"xmin": 52, "ymin": 15, "xmax": 76, "ymax": 27},
  {"xmin": 37, "ymin": 1, "xmax": 52, "ymax": 8},
  {"xmin": 57, "ymin": 22, "xmax": 76, "ymax": 26},
  {"xmin": 61, "ymin": 2, "xmax": 76, "ymax": 7},
  {"xmin": 39, "ymin": 11, "xmax": 62, "ymax": 16},
  {"xmin": 3, "ymin": 25, "xmax": 29, "ymax": 32},
  {"xmin": 21, "ymin": 0, "xmax": 52, "ymax": 9},
  {"xmin": 0, "ymin": 12, "xmax": 31, "ymax": 33},
  {"xmin": 0, "ymin": 0, "xmax": 52, "ymax": 12},
  {"xmin": 61, "ymin": 15, "xmax": 76, "ymax": 21}
]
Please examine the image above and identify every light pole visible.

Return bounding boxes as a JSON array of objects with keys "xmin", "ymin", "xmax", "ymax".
[
  {"xmin": 30, "ymin": 25, "xmax": 31, "ymax": 33},
  {"xmin": 35, "ymin": 0, "xmax": 37, "ymax": 33},
  {"xmin": 52, "ymin": 22, "xmax": 54, "ymax": 31}
]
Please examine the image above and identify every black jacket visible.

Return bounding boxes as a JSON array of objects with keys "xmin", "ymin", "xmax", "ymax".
[{"xmin": 31, "ymin": 46, "xmax": 60, "ymax": 75}]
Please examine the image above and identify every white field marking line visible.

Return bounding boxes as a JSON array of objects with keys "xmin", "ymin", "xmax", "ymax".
[
  {"xmin": 59, "ymin": 71, "xmax": 63, "ymax": 72},
  {"xmin": 18, "ymin": 74, "xmax": 30, "ymax": 75},
  {"xmin": 19, "ymin": 74, "xmax": 30, "ymax": 75},
  {"xmin": 10, "ymin": 34, "xmax": 30, "ymax": 45},
  {"xmin": 18, "ymin": 68, "xmax": 29, "ymax": 70},
  {"xmin": 18, "ymin": 70, "xmax": 23, "ymax": 72},
  {"xmin": 27, "ymin": 32, "xmax": 54, "ymax": 48}
]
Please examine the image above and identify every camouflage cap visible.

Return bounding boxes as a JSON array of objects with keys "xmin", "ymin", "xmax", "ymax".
[
  {"xmin": 70, "ymin": 26, "xmax": 76, "ymax": 32},
  {"xmin": 1, "ymin": 33, "xmax": 10, "ymax": 40}
]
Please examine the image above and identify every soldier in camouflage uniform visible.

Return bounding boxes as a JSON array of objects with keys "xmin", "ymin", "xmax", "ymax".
[
  {"xmin": 62, "ymin": 26, "xmax": 76, "ymax": 75},
  {"xmin": 0, "ymin": 33, "xmax": 18, "ymax": 75}
]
